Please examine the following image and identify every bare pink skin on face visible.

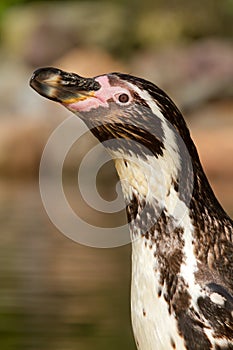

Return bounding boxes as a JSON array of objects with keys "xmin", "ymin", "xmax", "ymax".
[{"xmin": 64, "ymin": 75, "xmax": 132, "ymax": 112}]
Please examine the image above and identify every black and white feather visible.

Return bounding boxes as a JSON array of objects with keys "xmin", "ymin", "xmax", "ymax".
[{"xmin": 30, "ymin": 68, "xmax": 233, "ymax": 350}]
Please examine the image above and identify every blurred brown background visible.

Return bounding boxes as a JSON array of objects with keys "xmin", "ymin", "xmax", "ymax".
[{"xmin": 0, "ymin": 1, "xmax": 232, "ymax": 349}]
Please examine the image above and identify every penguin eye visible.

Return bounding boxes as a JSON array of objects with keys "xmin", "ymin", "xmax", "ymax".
[{"xmin": 118, "ymin": 93, "xmax": 129, "ymax": 103}]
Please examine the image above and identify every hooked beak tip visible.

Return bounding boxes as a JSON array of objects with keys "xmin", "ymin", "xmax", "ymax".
[{"xmin": 30, "ymin": 67, "xmax": 63, "ymax": 89}]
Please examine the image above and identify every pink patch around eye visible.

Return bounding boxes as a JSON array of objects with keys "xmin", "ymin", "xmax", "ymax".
[
  {"xmin": 65, "ymin": 75, "xmax": 131, "ymax": 112},
  {"xmin": 95, "ymin": 76, "xmax": 131, "ymax": 103}
]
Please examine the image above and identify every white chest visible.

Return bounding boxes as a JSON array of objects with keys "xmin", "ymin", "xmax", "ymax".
[{"xmin": 131, "ymin": 238, "xmax": 186, "ymax": 350}]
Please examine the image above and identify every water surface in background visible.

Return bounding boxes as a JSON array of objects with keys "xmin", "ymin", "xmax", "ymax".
[{"xmin": 0, "ymin": 180, "xmax": 136, "ymax": 350}]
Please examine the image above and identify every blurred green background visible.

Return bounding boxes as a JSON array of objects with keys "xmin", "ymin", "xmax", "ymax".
[{"xmin": 0, "ymin": 1, "xmax": 232, "ymax": 349}]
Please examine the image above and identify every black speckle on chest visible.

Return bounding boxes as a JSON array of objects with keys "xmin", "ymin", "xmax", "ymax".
[
  {"xmin": 198, "ymin": 295, "xmax": 233, "ymax": 339},
  {"xmin": 177, "ymin": 310, "xmax": 212, "ymax": 350},
  {"xmin": 127, "ymin": 193, "xmax": 188, "ymax": 314},
  {"xmin": 126, "ymin": 192, "xmax": 145, "ymax": 222},
  {"xmin": 153, "ymin": 213, "xmax": 186, "ymax": 311}
]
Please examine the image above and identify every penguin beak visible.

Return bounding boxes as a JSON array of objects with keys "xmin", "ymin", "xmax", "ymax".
[{"xmin": 29, "ymin": 67, "xmax": 101, "ymax": 104}]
